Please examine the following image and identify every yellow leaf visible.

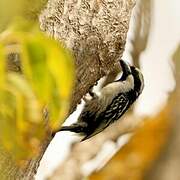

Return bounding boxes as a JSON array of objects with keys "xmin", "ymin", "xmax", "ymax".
[{"xmin": 0, "ymin": 25, "xmax": 74, "ymax": 164}]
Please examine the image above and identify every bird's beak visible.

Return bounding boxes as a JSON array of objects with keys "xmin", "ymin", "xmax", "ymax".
[{"xmin": 119, "ymin": 59, "xmax": 131, "ymax": 77}]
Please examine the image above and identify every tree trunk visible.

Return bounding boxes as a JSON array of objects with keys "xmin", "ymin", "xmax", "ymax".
[{"xmin": 0, "ymin": 0, "xmax": 135, "ymax": 179}]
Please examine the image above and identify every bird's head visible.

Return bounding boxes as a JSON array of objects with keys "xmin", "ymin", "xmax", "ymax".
[
  {"xmin": 119, "ymin": 59, "xmax": 144, "ymax": 96},
  {"xmin": 130, "ymin": 66, "xmax": 144, "ymax": 96}
]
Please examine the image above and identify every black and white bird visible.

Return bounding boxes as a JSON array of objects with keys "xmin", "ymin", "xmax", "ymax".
[{"xmin": 54, "ymin": 60, "xmax": 144, "ymax": 141}]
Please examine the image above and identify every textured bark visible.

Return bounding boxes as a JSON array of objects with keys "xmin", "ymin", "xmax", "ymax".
[
  {"xmin": 0, "ymin": 146, "xmax": 22, "ymax": 180},
  {"xmin": 0, "ymin": 0, "xmax": 135, "ymax": 179},
  {"xmin": 39, "ymin": 0, "xmax": 135, "ymax": 113},
  {"xmin": 0, "ymin": 125, "xmax": 52, "ymax": 180}
]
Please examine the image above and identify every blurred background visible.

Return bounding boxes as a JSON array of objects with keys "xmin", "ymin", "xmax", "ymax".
[
  {"xmin": 36, "ymin": 0, "xmax": 180, "ymax": 179},
  {"xmin": 0, "ymin": 0, "xmax": 180, "ymax": 179}
]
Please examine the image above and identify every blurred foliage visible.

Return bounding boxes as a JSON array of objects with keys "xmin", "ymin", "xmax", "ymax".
[
  {"xmin": 0, "ymin": 22, "xmax": 74, "ymax": 165},
  {"xmin": 90, "ymin": 107, "xmax": 172, "ymax": 180},
  {"xmin": 0, "ymin": 0, "xmax": 48, "ymax": 32},
  {"xmin": 130, "ymin": 0, "xmax": 152, "ymax": 67},
  {"xmin": 172, "ymin": 45, "xmax": 180, "ymax": 78},
  {"xmin": 90, "ymin": 44, "xmax": 180, "ymax": 180},
  {"xmin": 143, "ymin": 45, "xmax": 180, "ymax": 180}
]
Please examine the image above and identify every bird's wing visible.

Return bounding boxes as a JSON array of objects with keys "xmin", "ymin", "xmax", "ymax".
[
  {"xmin": 102, "ymin": 93, "xmax": 129, "ymax": 124},
  {"xmin": 78, "ymin": 97, "xmax": 101, "ymax": 123},
  {"xmin": 81, "ymin": 93, "xmax": 129, "ymax": 141}
]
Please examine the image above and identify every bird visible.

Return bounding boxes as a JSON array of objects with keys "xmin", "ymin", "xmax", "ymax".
[{"xmin": 53, "ymin": 59, "xmax": 144, "ymax": 141}]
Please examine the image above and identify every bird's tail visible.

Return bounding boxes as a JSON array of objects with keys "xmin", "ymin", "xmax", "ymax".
[
  {"xmin": 60, "ymin": 124, "xmax": 81, "ymax": 133},
  {"xmin": 61, "ymin": 122, "xmax": 88, "ymax": 133},
  {"xmin": 52, "ymin": 123, "xmax": 87, "ymax": 137}
]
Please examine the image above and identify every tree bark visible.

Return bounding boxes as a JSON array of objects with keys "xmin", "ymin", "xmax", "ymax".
[{"xmin": 39, "ymin": 0, "xmax": 136, "ymax": 113}]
